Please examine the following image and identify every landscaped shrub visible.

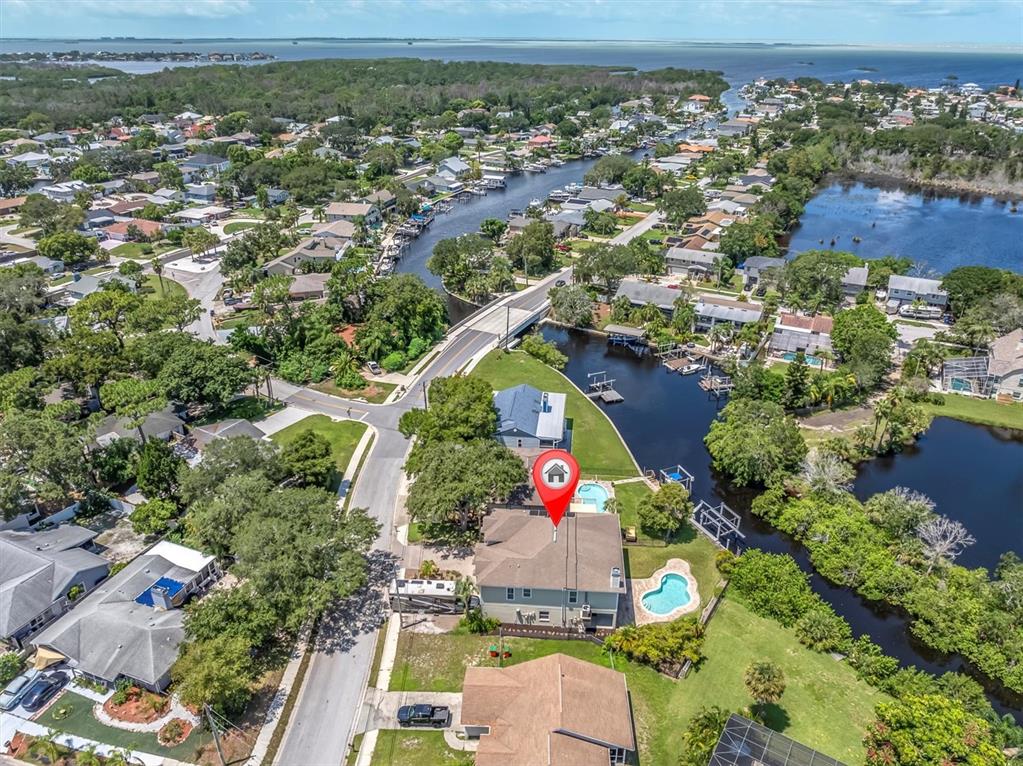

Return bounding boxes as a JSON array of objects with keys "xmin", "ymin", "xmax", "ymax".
[
  {"xmin": 714, "ymin": 549, "xmax": 737, "ymax": 576},
  {"xmin": 380, "ymin": 351, "xmax": 407, "ymax": 373},
  {"xmin": 794, "ymin": 605, "xmax": 852, "ymax": 653},
  {"xmin": 846, "ymin": 635, "xmax": 899, "ymax": 687},
  {"xmin": 519, "ymin": 333, "xmax": 567, "ymax": 370},
  {"xmin": 727, "ymin": 550, "xmax": 818, "ymax": 627},
  {"xmin": 603, "ymin": 617, "xmax": 705, "ymax": 673},
  {"xmin": 460, "ymin": 608, "xmax": 499, "ymax": 635},
  {"xmin": 406, "ymin": 336, "xmax": 431, "ymax": 361}
]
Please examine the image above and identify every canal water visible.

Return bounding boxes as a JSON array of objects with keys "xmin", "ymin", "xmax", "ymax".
[
  {"xmin": 785, "ymin": 180, "xmax": 1023, "ymax": 274},
  {"xmin": 539, "ymin": 324, "xmax": 1022, "ymax": 717}
]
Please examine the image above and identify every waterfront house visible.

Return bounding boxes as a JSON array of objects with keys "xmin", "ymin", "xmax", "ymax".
[
  {"xmin": 886, "ymin": 274, "xmax": 948, "ymax": 309},
  {"xmin": 0, "ymin": 526, "xmax": 110, "ymax": 650},
  {"xmin": 988, "ymin": 328, "xmax": 1023, "ymax": 400},
  {"xmin": 683, "ymin": 94, "xmax": 712, "ymax": 113},
  {"xmin": 438, "ymin": 156, "xmax": 471, "ymax": 179},
  {"xmin": 694, "ymin": 295, "xmax": 763, "ymax": 331},
  {"xmin": 462, "ymin": 653, "xmax": 636, "ymax": 766},
  {"xmin": 494, "ymin": 384, "xmax": 567, "ymax": 449},
  {"xmin": 264, "ymin": 235, "xmax": 351, "ymax": 276},
  {"xmin": 359, "ymin": 189, "xmax": 396, "ymax": 212},
  {"xmin": 769, "ymin": 312, "xmax": 834, "ymax": 356},
  {"xmin": 413, "ymin": 175, "xmax": 464, "ymax": 195},
  {"xmin": 473, "ymin": 510, "xmax": 626, "ymax": 629},
  {"xmin": 717, "ymin": 118, "xmax": 754, "ymax": 136},
  {"xmin": 32, "ymin": 541, "xmax": 219, "ymax": 692},
  {"xmin": 614, "ymin": 279, "xmax": 684, "ymax": 313},
  {"xmin": 325, "ymin": 201, "xmax": 381, "ymax": 227},
  {"xmin": 740, "ymin": 256, "xmax": 785, "ymax": 289},
  {"xmin": 842, "ymin": 266, "xmax": 869, "ymax": 297}
]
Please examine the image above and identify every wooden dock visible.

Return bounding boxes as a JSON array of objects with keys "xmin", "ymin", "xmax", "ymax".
[
  {"xmin": 663, "ymin": 357, "xmax": 692, "ymax": 371},
  {"xmin": 597, "ymin": 389, "xmax": 624, "ymax": 403}
]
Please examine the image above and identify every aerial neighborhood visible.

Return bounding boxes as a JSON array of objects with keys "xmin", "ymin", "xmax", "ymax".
[{"xmin": 0, "ymin": 32, "xmax": 1021, "ymax": 766}]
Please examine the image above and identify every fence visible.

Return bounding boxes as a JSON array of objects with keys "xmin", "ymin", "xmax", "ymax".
[{"xmin": 679, "ymin": 580, "xmax": 729, "ymax": 679}]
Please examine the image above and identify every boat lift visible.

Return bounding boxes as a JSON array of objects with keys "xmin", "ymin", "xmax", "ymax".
[{"xmin": 587, "ymin": 371, "xmax": 624, "ymax": 403}]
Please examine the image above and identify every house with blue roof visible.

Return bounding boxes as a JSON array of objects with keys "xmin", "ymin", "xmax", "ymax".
[{"xmin": 493, "ymin": 384, "xmax": 568, "ymax": 450}]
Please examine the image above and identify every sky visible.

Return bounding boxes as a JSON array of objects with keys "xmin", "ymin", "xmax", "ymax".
[{"xmin": 1, "ymin": 0, "xmax": 1021, "ymax": 46}]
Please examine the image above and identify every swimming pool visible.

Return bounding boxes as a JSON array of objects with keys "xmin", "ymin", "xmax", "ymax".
[
  {"xmin": 575, "ymin": 482, "xmax": 609, "ymax": 513},
  {"xmin": 781, "ymin": 351, "xmax": 824, "ymax": 368},
  {"xmin": 641, "ymin": 573, "xmax": 693, "ymax": 615}
]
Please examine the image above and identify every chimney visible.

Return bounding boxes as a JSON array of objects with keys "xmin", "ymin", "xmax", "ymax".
[
  {"xmin": 150, "ymin": 584, "xmax": 174, "ymax": 611},
  {"xmin": 610, "ymin": 567, "xmax": 622, "ymax": 590}
]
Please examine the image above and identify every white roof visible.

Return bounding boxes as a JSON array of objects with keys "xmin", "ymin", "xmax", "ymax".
[
  {"xmin": 888, "ymin": 274, "xmax": 946, "ymax": 295},
  {"xmin": 536, "ymin": 391, "xmax": 567, "ymax": 442},
  {"xmin": 147, "ymin": 541, "xmax": 215, "ymax": 573}
]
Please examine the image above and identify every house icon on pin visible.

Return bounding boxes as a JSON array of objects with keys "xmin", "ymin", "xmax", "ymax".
[{"xmin": 544, "ymin": 462, "xmax": 567, "ymax": 485}]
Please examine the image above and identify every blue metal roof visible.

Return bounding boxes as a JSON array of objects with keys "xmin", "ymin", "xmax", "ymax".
[{"xmin": 134, "ymin": 577, "xmax": 185, "ymax": 608}]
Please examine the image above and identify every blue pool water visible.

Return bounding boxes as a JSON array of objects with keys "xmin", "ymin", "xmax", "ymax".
[
  {"xmin": 641, "ymin": 573, "xmax": 693, "ymax": 615},
  {"xmin": 781, "ymin": 352, "xmax": 824, "ymax": 368},
  {"xmin": 575, "ymin": 482, "xmax": 609, "ymax": 513}
]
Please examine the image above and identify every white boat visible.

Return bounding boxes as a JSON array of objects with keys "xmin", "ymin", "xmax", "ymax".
[
  {"xmin": 528, "ymin": 198, "xmax": 543, "ymax": 208},
  {"xmin": 679, "ymin": 363, "xmax": 704, "ymax": 375},
  {"xmin": 564, "ymin": 182, "xmax": 582, "ymax": 193}
]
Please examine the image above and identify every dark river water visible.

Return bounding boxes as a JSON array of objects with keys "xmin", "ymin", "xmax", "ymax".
[
  {"xmin": 3, "ymin": 39, "xmax": 1020, "ymax": 89},
  {"xmin": 786, "ymin": 181, "xmax": 1023, "ymax": 274},
  {"xmin": 539, "ymin": 325, "xmax": 1023, "ymax": 717}
]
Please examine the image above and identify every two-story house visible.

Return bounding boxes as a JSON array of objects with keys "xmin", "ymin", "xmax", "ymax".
[
  {"xmin": 474, "ymin": 510, "xmax": 626, "ymax": 630},
  {"xmin": 769, "ymin": 312, "xmax": 834, "ymax": 357},
  {"xmin": 324, "ymin": 201, "xmax": 381, "ymax": 227},
  {"xmin": 886, "ymin": 274, "xmax": 948, "ymax": 309}
]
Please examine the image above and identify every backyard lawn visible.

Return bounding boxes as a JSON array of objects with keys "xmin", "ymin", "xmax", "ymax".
[
  {"xmin": 388, "ymin": 598, "xmax": 887, "ymax": 765},
  {"xmin": 471, "ymin": 350, "xmax": 640, "ymax": 480},
  {"xmin": 370, "ymin": 731, "xmax": 472, "ymax": 766},
  {"xmin": 142, "ymin": 274, "xmax": 187, "ymax": 300},
  {"xmin": 38, "ymin": 692, "xmax": 209, "ymax": 760},
  {"xmin": 193, "ymin": 395, "xmax": 282, "ymax": 425},
  {"xmin": 218, "ymin": 307, "xmax": 261, "ymax": 329},
  {"xmin": 270, "ymin": 414, "xmax": 367, "ymax": 490},
  {"xmin": 311, "ymin": 378, "xmax": 397, "ymax": 404},
  {"xmin": 922, "ymin": 393, "xmax": 1023, "ymax": 431},
  {"xmin": 224, "ymin": 221, "xmax": 259, "ymax": 235}
]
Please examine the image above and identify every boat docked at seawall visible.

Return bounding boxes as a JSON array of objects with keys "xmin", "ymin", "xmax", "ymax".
[{"xmin": 679, "ymin": 363, "xmax": 705, "ymax": 375}]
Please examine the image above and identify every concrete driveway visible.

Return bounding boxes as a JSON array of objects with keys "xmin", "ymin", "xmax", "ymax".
[{"xmin": 361, "ymin": 690, "xmax": 462, "ymax": 732}]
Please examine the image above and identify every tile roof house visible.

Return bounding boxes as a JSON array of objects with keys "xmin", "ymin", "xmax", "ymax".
[
  {"xmin": 1, "ymin": 526, "xmax": 110, "ymax": 649},
  {"xmin": 769, "ymin": 312, "xmax": 834, "ymax": 356},
  {"xmin": 474, "ymin": 510, "xmax": 625, "ymax": 629},
  {"xmin": 33, "ymin": 541, "xmax": 218, "ymax": 691},
  {"xmin": 100, "ymin": 219, "xmax": 164, "ymax": 242},
  {"xmin": 462, "ymin": 653, "xmax": 636, "ymax": 766},
  {"xmin": 493, "ymin": 384, "xmax": 567, "ymax": 449}
]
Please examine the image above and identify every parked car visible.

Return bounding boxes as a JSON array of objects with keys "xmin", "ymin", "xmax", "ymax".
[
  {"xmin": 397, "ymin": 704, "xmax": 450, "ymax": 728},
  {"xmin": 0, "ymin": 671, "xmax": 39, "ymax": 712},
  {"xmin": 19, "ymin": 672, "xmax": 68, "ymax": 712},
  {"xmin": 555, "ymin": 279, "xmax": 566, "ymax": 287},
  {"xmin": 367, "ymin": 361, "xmax": 383, "ymax": 375}
]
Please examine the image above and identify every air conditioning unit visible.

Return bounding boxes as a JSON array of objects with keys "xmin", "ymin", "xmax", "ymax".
[{"xmin": 580, "ymin": 604, "xmax": 592, "ymax": 619}]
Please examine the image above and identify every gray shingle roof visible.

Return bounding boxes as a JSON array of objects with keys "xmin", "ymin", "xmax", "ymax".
[
  {"xmin": 614, "ymin": 279, "xmax": 683, "ymax": 311},
  {"xmin": 0, "ymin": 526, "xmax": 108, "ymax": 638},
  {"xmin": 494, "ymin": 384, "xmax": 566, "ymax": 442}
]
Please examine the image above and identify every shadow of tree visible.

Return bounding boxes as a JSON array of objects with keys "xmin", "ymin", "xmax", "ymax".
[
  {"xmin": 761, "ymin": 702, "xmax": 791, "ymax": 733},
  {"xmin": 316, "ymin": 548, "xmax": 397, "ymax": 655}
]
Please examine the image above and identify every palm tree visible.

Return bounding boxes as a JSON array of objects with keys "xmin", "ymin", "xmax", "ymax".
[
  {"xmin": 27, "ymin": 732, "xmax": 61, "ymax": 765},
  {"xmin": 74, "ymin": 744, "xmax": 103, "ymax": 766},
  {"xmin": 455, "ymin": 577, "xmax": 477, "ymax": 616},
  {"xmin": 104, "ymin": 749, "xmax": 133, "ymax": 766},
  {"xmin": 744, "ymin": 661, "xmax": 786, "ymax": 715},
  {"xmin": 313, "ymin": 204, "xmax": 325, "ymax": 223},
  {"xmin": 152, "ymin": 260, "xmax": 164, "ymax": 293},
  {"xmin": 329, "ymin": 348, "xmax": 361, "ymax": 385}
]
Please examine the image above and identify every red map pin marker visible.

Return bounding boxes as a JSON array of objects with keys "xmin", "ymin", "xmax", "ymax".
[{"xmin": 532, "ymin": 449, "xmax": 580, "ymax": 528}]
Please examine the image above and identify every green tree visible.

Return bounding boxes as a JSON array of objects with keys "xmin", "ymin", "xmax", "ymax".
[
  {"xmin": 184, "ymin": 474, "xmax": 273, "ymax": 558},
  {"xmin": 794, "ymin": 605, "xmax": 852, "ymax": 652},
  {"xmin": 719, "ymin": 216, "xmax": 779, "ymax": 262},
  {"xmin": 399, "ymin": 375, "xmax": 498, "ymax": 450},
  {"xmin": 657, "ymin": 186, "xmax": 707, "ymax": 228},
  {"xmin": 157, "ymin": 341, "xmax": 254, "ymax": 409},
  {"xmin": 117, "ymin": 259, "xmax": 146, "ymax": 289},
  {"xmin": 405, "ymin": 440, "xmax": 527, "ymax": 539},
  {"xmin": 549, "ymin": 284, "xmax": 593, "ymax": 327},
  {"xmin": 941, "ymin": 266, "xmax": 1010, "ymax": 318},
  {"xmin": 0, "ymin": 652, "xmax": 23, "ymax": 685},
  {"xmin": 183, "ymin": 585, "xmax": 280, "ymax": 651},
  {"xmin": 99, "ymin": 378, "xmax": 166, "ymax": 443},
  {"xmin": 0, "ymin": 367, "xmax": 44, "ymax": 413},
  {"xmin": 182, "ymin": 226, "xmax": 219, "ymax": 258},
  {"xmin": 638, "ymin": 482, "xmax": 694, "ymax": 540},
  {"xmin": 26, "ymin": 733, "xmax": 61, "ymax": 765},
  {"xmin": 69, "ymin": 288, "xmax": 143, "ymax": 348},
  {"xmin": 864, "ymin": 694, "xmax": 1005, "ymax": 766},
  {"xmin": 136, "ymin": 438, "xmax": 183, "ymax": 500},
  {"xmin": 574, "ymin": 242, "xmax": 639, "ymax": 296},
  {"xmin": 281, "ymin": 430, "xmax": 334, "ymax": 488},
  {"xmin": 744, "ymin": 661, "xmax": 786, "ymax": 713},
  {"xmin": 504, "ymin": 220, "xmax": 556, "ymax": 277},
  {"xmin": 130, "ymin": 498, "xmax": 178, "ymax": 536},
  {"xmin": 37, "ymin": 230, "xmax": 100, "ymax": 267},
  {"xmin": 831, "ymin": 304, "xmax": 897, "ymax": 390},
  {"xmin": 519, "ymin": 334, "xmax": 568, "ymax": 370},
  {"xmin": 171, "ymin": 635, "xmax": 256, "ymax": 716},
  {"xmin": 177, "ymin": 436, "xmax": 282, "ymax": 506},
  {"xmin": 782, "ymin": 352, "xmax": 811, "ymax": 408},
  {"xmin": 480, "ymin": 218, "xmax": 507, "ymax": 242},
  {"xmin": 705, "ymin": 399, "xmax": 807, "ymax": 486},
  {"xmin": 0, "ymin": 412, "xmax": 91, "ymax": 516},
  {"xmin": 0, "ymin": 162, "xmax": 34, "ymax": 196},
  {"xmin": 780, "ymin": 250, "xmax": 861, "ymax": 311}
]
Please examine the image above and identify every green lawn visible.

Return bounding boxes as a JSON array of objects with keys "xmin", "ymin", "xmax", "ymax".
[
  {"xmin": 310, "ymin": 378, "xmax": 397, "ymax": 404},
  {"xmin": 471, "ymin": 350, "xmax": 640, "ymax": 480},
  {"xmin": 218, "ymin": 307, "xmax": 262, "ymax": 329},
  {"xmin": 110, "ymin": 241, "xmax": 177, "ymax": 259},
  {"xmin": 232, "ymin": 206, "xmax": 265, "ymax": 218},
  {"xmin": 922, "ymin": 393, "xmax": 1023, "ymax": 431},
  {"xmin": 270, "ymin": 414, "xmax": 368, "ymax": 489},
  {"xmin": 370, "ymin": 731, "xmax": 473, "ymax": 766},
  {"xmin": 141, "ymin": 274, "xmax": 186, "ymax": 300},
  {"xmin": 38, "ymin": 692, "xmax": 209, "ymax": 759},
  {"xmin": 224, "ymin": 221, "xmax": 259, "ymax": 235},
  {"xmin": 388, "ymin": 599, "xmax": 887, "ymax": 765},
  {"xmin": 629, "ymin": 202, "xmax": 657, "ymax": 213}
]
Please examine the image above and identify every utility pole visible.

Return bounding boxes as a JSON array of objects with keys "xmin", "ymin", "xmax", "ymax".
[
  {"xmin": 421, "ymin": 379, "xmax": 429, "ymax": 407},
  {"xmin": 504, "ymin": 305, "xmax": 510, "ymax": 349},
  {"xmin": 205, "ymin": 704, "xmax": 226, "ymax": 766}
]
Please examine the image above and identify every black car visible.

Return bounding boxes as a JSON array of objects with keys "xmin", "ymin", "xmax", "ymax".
[
  {"xmin": 397, "ymin": 704, "xmax": 450, "ymax": 728},
  {"xmin": 20, "ymin": 672, "xmax": 68, "ymax": 712},
  {"xmin": 555, "ymin": 279, "xmax": 566, "ymax": 287}
]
